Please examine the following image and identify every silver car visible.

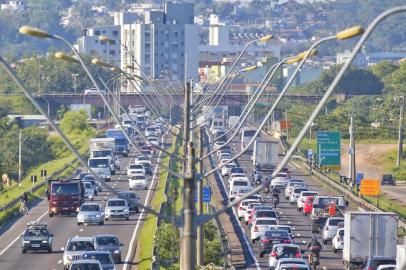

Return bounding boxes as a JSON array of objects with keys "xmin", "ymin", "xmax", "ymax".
[
  {"xmin": 94, "ymin": 235, "xmax": 123, "ymax": 263},
  {"xmin": 63, "ymin": 236, "xmax": 95, "ymax": 269},
  {"xmin": 68, "ymin": 259, "xmax": 103, "ymax": 270},
  {"xmin": 104, "ymin": 199, "xmax": 130, "ymax": 221},
  {"xmin": 82, "ymin": 251, "xmax": 116, "ymax": 270},
  {"xmin": 322, "ymin": 217, "xmax": 344, "ymax": 243},
  {"xmin": 77, "ymin": 203, "xmax": 104, "ymax": 226}
]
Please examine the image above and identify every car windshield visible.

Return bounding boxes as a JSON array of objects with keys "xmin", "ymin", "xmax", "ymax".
[
  {"xmin": 96, "ymin": 236, "xmax": 119, "ymax": 246},
  {"xmin": 107, "ymin": 200, "xmax": 126, "ymax": 207},
  {"xmin": 83, "ymin": 253, "xmax": 112, "ymax": 264},
  {"xmin": 233, "ymin": 181, "xmax": 249, "ymax": 186},
  {"xmin": 276, "ymin": 173, "xmax": 288, "ymax": 178},
  {"xmin": 121, "ymin": 193, "xmax": 136, "ymax": 199},
  {"xmin": 280, "ymin": 266, "xmax": 307, "ymax": 270},
  {"xmin": 81, "ymin": 204, "xmax": 100, "ymax": 212},
  {"xmin": 302, "ymin": 192, "xmax": 317, "ymax": 197},
  {"xmin": 274, "ymin": 246, "xmax": 300, "ymax": 258},
  {"xmin": 264, "ymin": 230, "xmax": 289, "ymax": 238},
  {"xmin": 138, "ymin": 156, "xmax": 148, "ymax": 161},
  {"xmin": 328, "ymin": 219, "xmax": 344, "ymax": 226},
  {"xmin": 256, "ymin": 219, "xmax": 277, "ymax": 225},
  {"xmin": 132, "ymin": 175, "xmax": 145, "ymax": 180},
  {"xmin": 293, "ymin": 188, "xmax": 308, "ymax": 193},
  {"xmin": 89, "ymin": 159, "xmax": 108, "ymax": 168},
  {"xmin": 25, "ymin": 229, "xmax": 49, "ymax": 237},
  {"xmin": 129, "ymin": 164, "xmax": 143, "ymax": 169},
  {"xmin": 70, "ymin": 263, "xmax": 101, "ymax": 270},
  {"xmin": 243, "ymin": 130, "xmax": 256, "ymax": 137},
  {"xmin": 93, "ymin": 150, "xmax": 112, "ymax": 158},
  {"xmin": 226, "ymin": 164, "xmax": 236, "ymax": 168},
  {"xmin": 256, "ymin": 211, "xmax": 276, "ymax": 218},
  {"xmin": 84, "ymin": 183, "xmax": 92, "ymax": 189},
  {"xmin": 51, "ymin": 183, "xmax": 80, "ymax": 196},
  {"xmin": 318, "ymin": 198, "xmax": 341, "ymax": 207},
  {"xmin": 231, "ymin": 167, "xmax": 244, "ymax": 173},
  {"xmin": 67, "ymin": 241, "xmax": 95, "ymax": 251},
  {"xmin": 271, "ymin": 226, "xmax": 292, "ymax": 234},
  {"xmin": 83, "ymin": 175, "xmax": 94, "ymax": 181}
]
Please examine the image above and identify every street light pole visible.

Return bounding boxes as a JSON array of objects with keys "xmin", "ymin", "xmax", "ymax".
[
  {"xmin": 18, "ymin": 126, "xmax": 22, "ymax": 184},
  {"xmin": 196, "ymin": 127, "xmax": 204, "ymax": 265},
  {"xmin": 397, "ymin": 94, "xmax": 405, "ymax": 169},
  {"xmin": 72, "ymin": 73, "xmax": 79, "ymax": 94},
  {"xmin": 349, "ymin": 113, "xmax": 356, "ymax": 186}
]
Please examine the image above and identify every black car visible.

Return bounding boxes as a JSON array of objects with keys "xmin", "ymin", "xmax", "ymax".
[
  {"xmin": 118, "ymin": 191, "xmax": 140, "ymax": 213},
  {"xmin": 362, "ymin": 256, "xmax": 396, "ymax": 270},
  {"xmin": 78, "ymin": 172, "xmax": 91, "ymax": 180},
  {"xmin": 139, "ymin": 161, "xmax": 152, "ymax": 176},
  {"xmin": 259, "ymin": 229, "xmax": 292, "ymax": 257},
  {"xmin": 21, "ymin": 222, "xmax": 53, "ymax": 253},
  {"xmin": 381, "ymin": 174, "xmax": 396, "ymax": 186}
]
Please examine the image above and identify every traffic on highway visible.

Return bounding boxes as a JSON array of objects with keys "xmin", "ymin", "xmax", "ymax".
[{"xmin": 0, "ymin": 106, "xmax": 169, "ymax": 270}]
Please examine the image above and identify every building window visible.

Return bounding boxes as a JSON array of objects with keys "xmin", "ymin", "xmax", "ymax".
[
  {"xmin": 145, "ymin": 43, "xmax": 151, "ymax": 50},
  {"xmin": 95, "ymin": 40, "xmax": 99, "ymax": 43},
  {"xmin": 100, "ymin": 40, "xmax": 107, "ymax": 45},
  {"xmin": 109, "ymin": 50, "xmax": 115, "ymax": 56},
  {"xmin": 174, "ymin": 32, "xmax": 178, "ymax": 37},
  {"xmin": 109, "ymin": 40, "xmax": 115, "ymax": 45},
  {"xmin": 95, "ymin": 30, "xmax": 100, "ymax": 35},
  {"xmin": 145, "ymin": 32, "xmax": 150, "ymax": 38},
  {"xmin": 102, "ymin": 30, "xmax": 106, "ymax": 33},
  {"xmin": 145, "ymin": 54, "xmax": 151, "ymax": 62},
  {"xmin": 113, "ymin": 30, "xmax": 118, "ymax": 36}
]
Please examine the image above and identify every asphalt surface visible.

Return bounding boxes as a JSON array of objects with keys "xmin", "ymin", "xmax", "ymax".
[
  {"xmin": 0, "ymin": 134, "xmax": 168, "ymax": 270},
  {"xmin": 209, "ymin": 131, "xmax": 344, "ymax": 270}
]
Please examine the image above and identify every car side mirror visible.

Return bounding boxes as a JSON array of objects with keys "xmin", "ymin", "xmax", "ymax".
[
  {"xmin": 345, "ymin": 200, "xmax": 349, "ymax": 207},
  {"xmin": 50, "ymin": 234, "xmax": 54, "ymax": 237},
  {"xmin": 120, "ymin": 243, "xmax": 124, "ymax": 246}
]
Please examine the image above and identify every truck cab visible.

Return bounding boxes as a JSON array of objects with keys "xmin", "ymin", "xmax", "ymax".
[
  {"xmin": 88, "ymin": 157, "xmax": 112, "ymax": 182},
  {"xmin": 106, "ymin": 129, "xmax": 129, "ymax": 157},
  {"xmin": 47, "ymin": 180, "xmax": 83, "ymax": 217}
]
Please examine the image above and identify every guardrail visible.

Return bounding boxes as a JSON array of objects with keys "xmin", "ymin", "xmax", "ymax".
[
  {"xmin": 0, "ymin": 156, "xmax": 80, "ymax": 215},
  {"xmin": 279, "ymin": 138, "xmax": 406, "ymax": 231}
]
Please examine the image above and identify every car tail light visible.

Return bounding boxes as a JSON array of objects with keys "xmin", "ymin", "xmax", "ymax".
[
  {"xmin": 295, "ymin": 252, "xmax": 301, "ymax": 258},
  {"xmin": 271, "ymin": 251, "xmax": 277, "ymax": 257},
  {"xmin": 283, "ymin": 239, "xmax": 291, "ymax": 243},
  {"xmin": 253, "ymin": 226, "xmax": 258, "ymax": 232},
  {"xmin": 239, "ymin": 206, "xmax": 243, "ymax": 210},
  {"xmin": 261, "ymin": 238, "xmax": 270, "ymax": 243},
  {"xmin": 368, "ymin": 268, "xmax": 373, "ymax": 270}
]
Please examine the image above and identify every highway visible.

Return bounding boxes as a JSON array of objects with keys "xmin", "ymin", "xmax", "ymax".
[
  {"xmin": 206, "ymin": 130, "xmax": 344, "ymax": 270},
  {"xmin": 0, "ymin": 134, "xmax": 169, "ymax": 270}
]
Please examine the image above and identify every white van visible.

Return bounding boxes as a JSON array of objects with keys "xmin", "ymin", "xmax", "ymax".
[
  {"xmin": 229, "ymin": 177, "xmax": 251, "ymax": 201},
  {"xmin": 210, "ymin": 118, "xmax": 225, "ymax": 134}
]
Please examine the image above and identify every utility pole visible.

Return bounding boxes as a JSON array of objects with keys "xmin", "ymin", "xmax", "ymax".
[
  {"xmin": 349, "ymin": 114, "xmax": 356, "ymax": 186},
  {"xmin": 397, "ymin": 94, "xmax": 405, "ymax": 169},
  {"xmin": 181, "ymin": 82, "xmax": 196, "ymax": 270},
  {"xmin": 285, "ymin": 109, "xmax": 289, "ymax": 141},
  {"xmin": 18, "ymin": 126, "xmax": 22, "ymax": 184},
  {"xmin": 196, "ymin": 127, "xmax": 204, "ymax": 265}
]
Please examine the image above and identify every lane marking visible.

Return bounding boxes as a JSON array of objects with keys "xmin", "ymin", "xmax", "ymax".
[
  {"xmin": 296, "ymin": 233, "xmax": 301, "ymax": 237},
  {"xmin": 122, "ymin": 135, "xmax": 165, "ymax": 270},
  {"xmin": 60, "ymin": 247, "xmax": 65, "ymax": 251},
  {"xmin": 58, "ymin": 260, "xmax": 62, "ymax": 264},
  {"xmin": 79, "ymin": 229, "xmax": 84, "ymax": 232},
  {"xmin": 302, "ymin": 240, "xmax": 307, "ymax": 244},
  {"xmin": 0, "ymin": 209, "xmax": 48, "ymax": 257}
]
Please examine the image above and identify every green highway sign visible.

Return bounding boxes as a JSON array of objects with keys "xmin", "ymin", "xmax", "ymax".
[{"xmin": 317, "ymin": 131, "xmax": 341, "ymax": 170}]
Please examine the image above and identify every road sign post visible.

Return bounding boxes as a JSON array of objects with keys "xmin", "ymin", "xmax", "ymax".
[
  {"xmin": 360, "ymin": 179, "xmax": 381, "ymax": 196},
  {"xmin": 317, "ymin": 131, "xmax": 341, "ymax": 170}
]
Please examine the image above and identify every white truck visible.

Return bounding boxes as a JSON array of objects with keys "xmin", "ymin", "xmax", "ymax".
[
  {"xmin": 252, "ymin": 138, "xmax": 279, "ymax": 167},
  {"xmin": 89, "ymin": 138, "xmax": 119, "ymax": 174},
  {"xmin": 88, "ymin": 157, "xmax": 112, "ymax": 182},
  {"xmin": 129, "ymin": 105, "xmax": 145, "ymax": 114},
  {"xmin": 397, "ymin": 245, "xmax": 406, "ymax": 270},
  {"xmin": 343, "ymin": 211, "xmax": 398, "ymax": 270}
]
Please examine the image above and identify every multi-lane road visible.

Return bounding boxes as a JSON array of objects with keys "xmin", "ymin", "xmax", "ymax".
[
  {"xmin": 0, "ymin": 134, "xmax": 168, "ymax": 270},
  {"xmin": 206, "ymin": 130, "xmax": 344, "ymax": 270}
]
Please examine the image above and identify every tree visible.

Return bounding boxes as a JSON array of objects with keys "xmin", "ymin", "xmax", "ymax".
[
  {"xmin": 60, "ymin": 110, "xmax": 91, "ymax": 134},
  {"xmin": 370, "ymin": 61, "xmax": 398, "ymax": 79}
]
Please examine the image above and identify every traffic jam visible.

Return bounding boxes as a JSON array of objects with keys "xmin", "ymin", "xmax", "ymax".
[{"xmin": 208, "ymin": 120, "xmax": 399, "ymax": 270}]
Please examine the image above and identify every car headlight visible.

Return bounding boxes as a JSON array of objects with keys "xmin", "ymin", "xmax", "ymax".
[
  {"xmin": 105, "ymin": 209, "xmax": 111, "ymax": 213},
  {"xmin": 123, "ymin": 208, "xmax": 129, "ymax": 213},
  {"xmin": 42, "ymin": 240, "xmax": 48, "ymax": 243},
  {"xmin": 67, "ymin": 255, "xmax": 73, "ymax": 261},
  {"xmin": 95, "ymin": 214, "xmax": 101, "ymax": 218},
  {"xmin": 113, "ymin": 249, "xmax": 120, "ymax": 254},
  {"xmin": 23, "ymin": 240, "xmax": 30, "ymax": 244}
]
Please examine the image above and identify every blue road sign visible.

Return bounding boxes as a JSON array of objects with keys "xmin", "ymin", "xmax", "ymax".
[
  {"xmin": 356, "ymin": 173, "xmax": 364, "ymax": 185},
  {"xmin": 195, "ymin": 186, "xmax": 211, "ymax": 203}
]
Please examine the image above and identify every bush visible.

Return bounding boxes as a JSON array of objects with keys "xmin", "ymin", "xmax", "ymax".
[
  {"xmin": 203, "ymin": 239, "xmax": 223, "ymax": 266},
  {"xmin": 155, "ymin": 223, "xmax": 180, "ymax": 261}
]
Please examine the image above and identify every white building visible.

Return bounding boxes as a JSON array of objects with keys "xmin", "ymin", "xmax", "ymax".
[
  {"xmin": 0, "ymin": 1, "xmax": 25, "ymax": 12},
  {"xmin": 75, "ymin": 25, "xmax": 121, "ymax": 65},
  {"xmin": 121, "ymin": 2, "xmax": 199, "ymax": 89}
]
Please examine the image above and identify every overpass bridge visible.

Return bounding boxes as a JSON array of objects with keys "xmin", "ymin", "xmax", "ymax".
[{"xmin": 38, "ymin": 92, "xmax": 325, "ymax": 107}]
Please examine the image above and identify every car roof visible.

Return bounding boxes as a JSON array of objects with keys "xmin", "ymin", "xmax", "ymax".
[
  {"xmin": 278, "ymin": 258, "xmax": 307, "ymax": 263},
  {"xmin": 71, "ymin": 259, "xmax": 101, "ymax": 264},
  {"xmin": 82, "ymin": 202, "xmax": 101, "ymax": 206},
  {"xmin": 272, "ymin": 243, "xmax": 300, "ymax": 248},
  {"xmin": 69, "ymin": 236, "xmax": 94, "ymax": 242},
  {"xmin": 83, "ymin": 250, "xmax": 111, "ymax": 255},
  {"xmin": 107, "ymin": 198, "xmax": 126, "ymax": 202},
  {"xmin": 255, "ymin": 217, "xmax": 277, "ymax": 221},
  {"xmin": 94, "ymin": 234, "xmax": 118, "ymax": 238}
]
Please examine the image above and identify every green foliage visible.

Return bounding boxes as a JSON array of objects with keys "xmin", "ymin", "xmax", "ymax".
[
  {"xmin": 155, "ymin": 223, "xmax": 180, "ymax": 261},
  {"xmin": 204, "ymin": 239, "xmax": 223, "ymax": 266},
  {"xmin": 370, "ymin": 61, "xmax": 398, "ymax": 80},
  {"xmin": 60, "ymin": 110, "xmax": 91, "ymax": 134},
  {"xmin": 204, "ymin": 222, "xmax": 218, "ymax": 242}
]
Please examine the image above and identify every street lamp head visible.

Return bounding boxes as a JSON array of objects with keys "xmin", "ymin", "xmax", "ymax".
[
  {"xmin": 241, "ymin": 65, "xmax": 258, "ymax": 72},
  {"xmin": 19, "ymin": 26, "xmax": 52, "ymax": 39},
  {"xmin": 110, "ymin": 67, "xmax": 122, "ymax": 73},
  {"xmin": 91, "ymin": 58, "xmax": 111, "ymax": 68},
  {"xmin": 54, "ymin": 52, "xmax": 78, "ymax": 63},
  {"xmin": 335, "ymin": 26, "xmax": 364, "ymax": 40},
  {"xmin": 259, "ymin": 35, "xmax": 273, "ymax": 42},
  {"xmin": 296, "ymin": 49, "xmax": 318, "ymax": 60},
  {"xmin": 99, "ymin": 35, "xmax": 112, "ymax": 42},
  {"xmin": 286, "ymin": 57, "xmax": 302, "ymax": 65}
]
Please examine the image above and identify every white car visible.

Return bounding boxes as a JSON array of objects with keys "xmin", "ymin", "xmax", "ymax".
[
  {"xmin": 274, "ymin": 258, "xmax": 308, "ymax": 270},
  {"xmin": 296, "ymin": 191, "xmax": 319, "ymax": 211},
  {"xmin": 284, "ymin": 181, "xmax": 307, "ymax": 199},
  {"xmin": 251, "ymin": 217, "xmax": 278, "ymax": 243},
  {"xmin": 145, "ymin": 126, "xmax": 158, "ymax": 137},
  {"xmin": 332, "ymin": 228, "xmax": 344, "ymax": 253},
  {"xmin": 322, "ymin": 217, "xmax": 344, "ymax": 243},
  {"xmin": 127, "ymin": 163, "xmax": 145, "ymax": 177},
  {"xmin": 229, "ymin": 173, "xmax": 246, "ymax": 182},
  {"xmin": 104, "ymin": 198, "xmax": 130, "ymax": 221},
  {"xmin": 237, "ymin": 199, "xmax": 261, "ymax": 220},
  {"xmin": 235, "ymin": 188, "xmax": 259, "ymax": 201},
  {"xmin": 147, "ymin": 136, "xmax": 159, "ymax": 146},
  {"xmin": 229, "ymin": 177, "xmax": 251, "ymax": 201},
  {"xmin": 77, "ymin": 203, "xmax": 104, "ymax": 225},
  {"xmin": 271, "ymin": 173, "xmax": 290, "ymax": 189},
  {"xmin": 376, "ymin": 265, "xmax": 396, "ymax": 270},
  {"xmin": 289, "ymin": 187, "xmax": 309, "ymax": 205},
  {"xmin": 221, "ymin": 162, "xmax": 237, "ymax": 177},
  {"xmin": 213, "ymin": 141, "xmax": 225, "ymax": 151},
  {"xmin": 83, "ymin": 181, "xmax": 95, "ymax": 200},
  {"xmin": 135, "ymin": 155, "xmax": 151, "ymax": 165},
  {"xmin": 244, "ymin": 202, "xmax": 262, "ymax": 223},
  {"xmin": 129, "ymin": 174, "xmax": 148, "ymax": 190},
  {"xmin": 217, "ymin": 152, "xmax": 231, "ymax": 162}
]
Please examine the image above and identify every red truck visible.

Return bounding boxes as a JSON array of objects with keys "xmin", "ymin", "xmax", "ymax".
[{"xmin": 47, "ymin": 180, "xmax": 84, "ymax": 217}]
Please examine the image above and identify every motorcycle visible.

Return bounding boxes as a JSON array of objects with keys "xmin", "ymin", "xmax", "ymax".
[
  {"xmin": 271, "ymin": 193, "xmax": 279, "ymax": 208},
  {"xmin": 308, "ymin": 252, "xmax": 320, "ymax": 270}
]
